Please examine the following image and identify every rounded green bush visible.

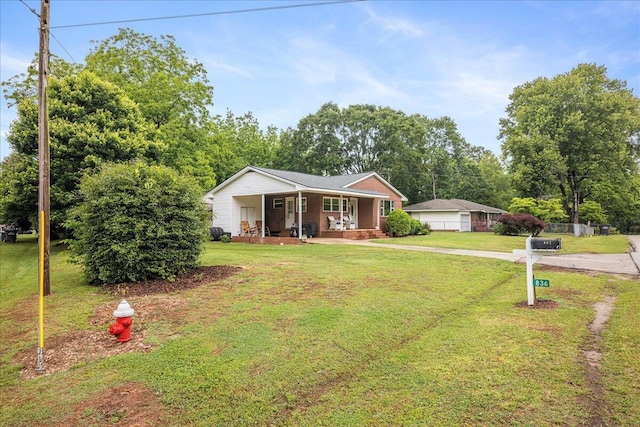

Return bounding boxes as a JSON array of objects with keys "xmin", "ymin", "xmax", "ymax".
[
  {"xmin": 385, "ymin": 209, "xmax": 412, "ymax": 237},
  {"xmin": 67, "ymin": 162, "xmax": 209, "ymax": 284}
]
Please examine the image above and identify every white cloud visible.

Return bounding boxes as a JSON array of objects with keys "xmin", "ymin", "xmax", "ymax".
[
  {"xmin": 204, "ymin": 57, "xmax": 254, "ymax": 79},
  {"xmin": 0, "ymin": 41, "xmax": 34, "ymax": 76},
  {"xmin": 287, "ymin": 37, "xmax": 339, "ymax": 85},
  {"xmin": 359, "ymin": 3, "xmax": 425, "ymax": 39}
]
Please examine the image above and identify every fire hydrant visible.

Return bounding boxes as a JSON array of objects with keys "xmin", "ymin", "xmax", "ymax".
[{"xmin": 109, "ymin": 299, "xmax": 135, "ymax": 343}]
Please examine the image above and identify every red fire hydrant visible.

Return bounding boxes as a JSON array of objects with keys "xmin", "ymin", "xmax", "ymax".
[{"xmin": 109, "ymin": 299, "xmax": 135, "ymax": 343}]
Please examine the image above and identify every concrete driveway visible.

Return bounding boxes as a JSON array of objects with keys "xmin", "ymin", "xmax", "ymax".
[{"xmin": 310, "ymin": 236, "xmax": 640, "ymax": 276}]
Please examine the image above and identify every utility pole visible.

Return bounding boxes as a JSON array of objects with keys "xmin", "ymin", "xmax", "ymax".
[
  {"xmin": 36, "ymin": 0, "xmax": 50, "ymax": 375},
  {"xmin": 38, "ymin": 0, "xmax": 51, "ymax": 297}
]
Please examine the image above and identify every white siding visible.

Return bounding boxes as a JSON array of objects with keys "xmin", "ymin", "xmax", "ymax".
[
  {"xmin": 409, "ymin": 211, "xmax": 462, "ymax": 231},
  {"xmin": 460, "ymin": 213, "xmax": 471, "ymax": 232},
  {"xmin": 210, "ymin": 171, "xmax": 296, "ymax": 233}
]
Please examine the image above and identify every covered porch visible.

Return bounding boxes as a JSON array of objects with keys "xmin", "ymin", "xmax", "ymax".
[{"xmin": 232, "ymin": 191, "xmax": 388, "ymax": 240}]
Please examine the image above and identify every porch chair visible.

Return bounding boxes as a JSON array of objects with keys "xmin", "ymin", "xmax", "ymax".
[
  {"xmin": 327, "ymin": 216, "xmax": 337, "ymax": 230},
  {"xmin": 240, "ymin": 220, "xmax": 257, "ymax": 236},
  {"xmin": 255, "ymin": 220, "xmax": 270, "ymax": 236},
  {"xmin": 342, "ymin": 216, "xmax": 351, "ymax": 229}
]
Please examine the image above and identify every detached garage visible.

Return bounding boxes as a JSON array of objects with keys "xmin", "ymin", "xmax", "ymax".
[{"xmin": 403, "ymin": 198, "xmax": 506, "ymax": 232}]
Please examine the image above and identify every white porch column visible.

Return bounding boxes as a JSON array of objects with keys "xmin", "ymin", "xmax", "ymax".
[
  {"xmin": 376, "ymin": 199, "xmax": 380, "ymax": 229},
  {"xmin": 339, "ymin": 195, "xmax": 344, "ymax": 230},
  {"xmin": 261, "ymin": 194, "xmax": 266, "ymax": 237},
  {"xmin": 298, "ymin": 191, "xmax": 303, "ymax": 238}
]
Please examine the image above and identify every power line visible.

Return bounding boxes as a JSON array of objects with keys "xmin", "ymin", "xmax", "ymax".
[
  {"xmin": 50, "ymin": 33, "xmax": 77, "ymax": 63},
  {"xmin": 50, "ymin": 0, "xmax": 366, "ymax": 30},
  {"xmin": 19, "ymin": 0, "xmax": 39, "ymax": 18},
  {"xmin": 18, "ymin": 0, "xmax": 78, "ymax": 63}
]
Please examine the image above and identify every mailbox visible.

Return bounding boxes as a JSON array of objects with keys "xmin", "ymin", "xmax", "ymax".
[{"xmin": 531, "ymin": 238, "xmax": 562, "ymax": 251}]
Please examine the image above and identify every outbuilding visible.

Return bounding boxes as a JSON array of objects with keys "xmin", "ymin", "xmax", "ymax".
[{"xmin": 403, "ymin": 198, "xmax": 506, "ymax": 232}]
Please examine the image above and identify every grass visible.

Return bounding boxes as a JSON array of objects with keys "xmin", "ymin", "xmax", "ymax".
[
  {"xmin": 1, "ymin": 236, "xmax": 638, "ymax": 426},
  {"xmin": 371, "ymin": 231, "xmax": 631, "ymax": 254}
]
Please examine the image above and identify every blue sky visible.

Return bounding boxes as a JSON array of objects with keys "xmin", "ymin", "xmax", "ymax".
[{"xmin": 1, "ymin": 0, "xmax": 639, "ymax": 161}]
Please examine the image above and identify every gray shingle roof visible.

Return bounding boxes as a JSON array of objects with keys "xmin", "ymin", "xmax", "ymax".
[
  {"xmin": 252, "ymin": 167, "xmax": 387, "ymax": 197},
  {"xmin": 403, "ymin": 198, "xmax": 506, "ymax": 214}
]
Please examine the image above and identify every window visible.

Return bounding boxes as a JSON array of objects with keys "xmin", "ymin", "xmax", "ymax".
[
  {"xmin": 273, "ymin": 198, "xmax": 283, "ymax": 209},
  {"xmin": 296, "ymin": 197, "xmax": 307, "ymax": 212},
  {"xmin": 380, "ymin": 200, "xmax": 395, "ymax": 217},
  {"xmin": 323, "ymin": 197, "xmax": 347, "ymax": 212}
]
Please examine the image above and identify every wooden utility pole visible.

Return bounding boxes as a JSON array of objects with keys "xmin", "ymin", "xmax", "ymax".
[{"xmin": 38, "ymin": 0, "xmax": 50, "ymax": 296}]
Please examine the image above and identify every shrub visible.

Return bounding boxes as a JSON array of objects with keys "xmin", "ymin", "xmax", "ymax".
[
  {"xmin": 508, "ymin": 197, "xmax": 567, "ymax": 222},
  {"xmin": 67, "ymin": 162, "xmax": 209, "ymax": 285},
  {"xmin": 420, "ymin": 222, "xmax": 432, "ymax": 235},
  {"xmin": 220, "ymin": 234, "xmax": 232, "ymax": 243},
  {"xmin": 409, "ymin": 218, "xmax": 423, "ymax": 235},
  {"xmin": 579, "ymin": 200, "xmax": 608, "ymax": 224},
  {"xmin": 495, "ymin": 213, "xmax": 546, "ymax": 236},
  {"xmin": 385, "ymin": 209, "xmax": 412, "ymax": 237}
]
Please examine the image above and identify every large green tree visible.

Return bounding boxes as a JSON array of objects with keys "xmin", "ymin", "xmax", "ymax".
[
  {"xmin": 3, "ymin": 29, "xmax": 281, "ymax": 196},
  {"xmin": 2, "ymin": 70, "xmax": 158, "ymax": 235},
  {"xmin": 276, "ymin": 103, "xmax": 512, "ymax": 207},
  {"xmin": 207, "ymin": 110, "xmax": 280, "ymax": 183},
  {"xmin": 499, "ymin": 63, "xmax": 640, "ymax": 228},
  {"xmin": 84, "ymin": 28, "xmax": 218, "ymax": 189}
]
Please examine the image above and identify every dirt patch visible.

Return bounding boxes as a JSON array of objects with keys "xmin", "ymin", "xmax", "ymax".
[
  {"xmin": 98, "ymin": 265, "xmax": 243, "ymax": 297},
  {"xmin": 578, "ymin": 296, "xmax": 616, "ymax": 426},
  {"xmin": 15, "ymin": 329, "xmax": 154, "ymax": 380},
  {"xmin": 49, "ymin": 382, "xmax": 169, "ymax": 427},
  {"xmin": 514, "ymin": 299, "xmax": 559, "ymax": 309},
  {"xmin": 14, "ymin": 265, "xmax": 242, "ymax": 380}
]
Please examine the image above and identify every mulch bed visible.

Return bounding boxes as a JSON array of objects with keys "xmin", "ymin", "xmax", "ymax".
[
  {"xmin": 515, "ymin": 299, "xmax": 559, "ymax": 309},
  {"xmin": 98, "ymin": 265, "xmax": 244, "ymax": 296}
]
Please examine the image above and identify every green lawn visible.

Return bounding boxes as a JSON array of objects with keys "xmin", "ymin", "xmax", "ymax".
[
  {"xmin": 372, "ymin": 231, "xmax": 631, "ymax": 254},
  {"xmin": 1, "ymin": 236, "xmax": 638, "ymax": 426}
]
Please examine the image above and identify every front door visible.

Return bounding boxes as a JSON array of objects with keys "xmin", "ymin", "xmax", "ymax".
[
  {"xmin": 285, "ymin": 197, "xmax": 296, "ymax": 229},
  {"xmin": 349, "ymin": 198, "xmax": 358, "ymax": 229}
]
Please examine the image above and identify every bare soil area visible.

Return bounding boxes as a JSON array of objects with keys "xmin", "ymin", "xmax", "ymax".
[
  {"xmin": 12, "ymin": 266, "xmax": 241, "ymax": 426},
  {"xmin": 514, "ymin": 299, "xmax": 559, "ymax": 309}
]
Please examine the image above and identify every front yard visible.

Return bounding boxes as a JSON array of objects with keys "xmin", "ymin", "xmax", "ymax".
[
  {"xmin": 372, "ymin": 231, "xmax": 632, "ymax": 254},
  {"xmin": 0, "ymin": 235, "xmax": 638, "ymax": 426}
]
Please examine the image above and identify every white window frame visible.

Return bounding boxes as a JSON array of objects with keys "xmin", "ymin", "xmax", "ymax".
[
  {"xmin": 273, "ymin": 198, "xmax": 283, "ymax": 209},
  {"xmin": 323, "ymin": 197, "xmax": 340, "ymax": 212},
  {"xmin": 380, "ymin": 200, "xmax": 395, "ymax": 217},
  {"xmin": 296, "ymin": 197, "xmax": 307, "ymax": 212}
]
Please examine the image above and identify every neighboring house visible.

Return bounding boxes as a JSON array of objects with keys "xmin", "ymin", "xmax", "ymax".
[
  {"xmin": 403, "ymin": 198, "xmax": 506, "ymax": 232},
  {"xmin": 204, "ymin": 166, "xmax": 407, "ymax": 239}
]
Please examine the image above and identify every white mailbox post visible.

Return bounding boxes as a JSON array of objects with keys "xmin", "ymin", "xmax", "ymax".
[{"xmin": 513, "ymin": 236, "xmax": 561, "ymax": 306}]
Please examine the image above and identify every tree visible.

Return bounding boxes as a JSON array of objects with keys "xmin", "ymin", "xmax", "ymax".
[
  {"xmin": 276, "ymin": 103, "xmax": 515, "ymax": 208},
  {"xmin": 85, "ymin": 28, "xmax": 218, "ymax": 189},
  {"xmin": 207, "ymin": 111, "xmax": 280, "ymax": 184},
  {"xmin": 500, "ymin": 63, "xmax": 640, "ymax": 229},
  {"xmin": 578, "ymin": 200, "xmax": 607, "ymax": 224},
  {"xmin": 67, "ymin": 162, "xmax": 209, "ymax": 284},
  {"xmin": 2, "ymin": 55, "xmax": 82, "ymax": 108},
  {"xmin": 508, "ymin": 197, "xmax": 567, "ymax": 222},
  {"xmin": 3, "ymin": 70, "xmax": 158, "ymax": 236},
  {"xmin": 85, "ymin": 28, "xmax": 212, "ymax": 130},
  {"xmin": 475, "ymin": 149, "xmax": 514, "ymax": 209},
  {"xmin": 275, "ymin": 102, "xmax": 354, "ymax": 175},
  {"xmin": 0, "ymin": 152, "xmax": 38, "ymax": 229}
]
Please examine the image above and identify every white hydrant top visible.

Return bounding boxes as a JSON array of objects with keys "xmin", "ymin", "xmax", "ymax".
[{"xmin": 113, "ymin": 299, "xmax": 135, "ymax": 318}]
